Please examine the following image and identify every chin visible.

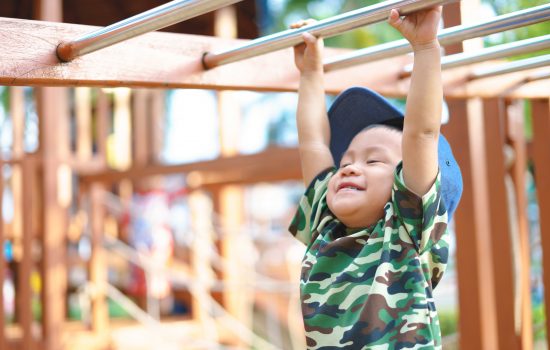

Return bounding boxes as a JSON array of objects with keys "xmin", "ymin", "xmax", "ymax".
[{"xmin": 330, "ymin": 205, "xmax": 360, "ymax": 223}]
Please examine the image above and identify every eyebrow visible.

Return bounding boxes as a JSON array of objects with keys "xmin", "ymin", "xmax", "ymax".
[{"xmin": 342, "ymin": 145, "xmax": 392, "ymax": 159}]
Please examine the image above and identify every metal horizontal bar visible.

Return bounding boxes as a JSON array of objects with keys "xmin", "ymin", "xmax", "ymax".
[
  {"xmin": 202, "ymin": 0, "xmax": 455, "ymax": 69},
  {"xmin": 325, "ymin": 3, "xmax": 550, "ymax": 72},
  {"xmin": 526, "ymin": 70, "xmax": 550, "ymax": 83},
  {"xmin": 401, "ymin": 34, "xmax": 550, "ymax": 74},
  {"xmin": 56, "ymin": 0, "xmax": 243, "ymax": 62},
  {"xmin": 470, "ymin": 54, "xmax": 550, "ymax": 80}
]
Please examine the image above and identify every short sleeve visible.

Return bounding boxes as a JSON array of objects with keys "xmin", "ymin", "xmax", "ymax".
[
  {"xmin": 392, "ymin": 162, "xmax": 448, "ymax": 254},
  {"xmin": 288, "ymin": 167, "xmax": 335, "ymax": 245}
]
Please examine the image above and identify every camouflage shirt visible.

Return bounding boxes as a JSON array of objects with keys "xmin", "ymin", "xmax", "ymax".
[{"xmin": 289, "ymin": 162, "xmax": 449, "ymax": 349}]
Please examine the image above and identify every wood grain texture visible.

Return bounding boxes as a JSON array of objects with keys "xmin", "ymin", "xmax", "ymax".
[
  {"xmin": 2, "ymin": 17, "xmax": 547, "ymax": 98},
  {"xmin": 0, "ymin": 17, "xmax": 407, "ymax": 95}
]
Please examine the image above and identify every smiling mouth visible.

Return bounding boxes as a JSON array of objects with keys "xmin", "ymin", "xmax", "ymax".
[{"xmin": 337, "ymin": 183, "xmax": 365, "ymax": 192}]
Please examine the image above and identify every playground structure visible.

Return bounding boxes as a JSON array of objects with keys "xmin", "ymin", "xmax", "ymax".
[{"xmin": 0, "ymin": 0, "xmax": 550, "ymax": 349}]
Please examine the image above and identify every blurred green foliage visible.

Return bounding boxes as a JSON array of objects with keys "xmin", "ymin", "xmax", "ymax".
[
  {"xmin": 483, "ymin": 0, "xmax": 550, "ymax": 59},
  {"xmin": 532, "ymin": 302, "xmax": 547, "ymax": 341},
  {"xmin": 268, "ymin": 0, "xmax": 550, "ymax": 57},
  {"xmin": 439, "ymin": 309, "xmax": 458, "ymax": 336}
]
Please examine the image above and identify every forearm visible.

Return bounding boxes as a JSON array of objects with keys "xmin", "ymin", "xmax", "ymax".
[
  {"xmin": 404, "ymin": 42, "xmax": 442, "ymax": 135},
  {"xmin": 401, "ymin": 42, "xmax": 442, "ymax": 195},
  {"xmin": 297, "ymin": 71, "xmax": 329, "ymax": 146},
  {"xmin": 296, "ymin": 71, "xmax": 332, "ymax": 184}
]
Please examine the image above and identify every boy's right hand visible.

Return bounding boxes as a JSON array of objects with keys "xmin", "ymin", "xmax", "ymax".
[{"xmin": 290, "ymin": 19, "xmax": 324, "ymax": 74}]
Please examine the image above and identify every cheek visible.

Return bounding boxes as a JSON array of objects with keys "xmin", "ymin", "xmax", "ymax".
[
  {"xmin": 326, "ymin": 180, "xmax": 335, "ymax": 204},
  {"xmin": 371, "ymin": 171, "xmax": 394, "ymax": 197}
]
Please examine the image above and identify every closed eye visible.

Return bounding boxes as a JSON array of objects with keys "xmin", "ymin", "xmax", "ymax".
[
  {"xmin": 339, "ymin": 163, "xmax": 351, "ymax": 169},
  {"xmin": 367, "ymin": 160, "xmax": 381, "ymax": 164}
]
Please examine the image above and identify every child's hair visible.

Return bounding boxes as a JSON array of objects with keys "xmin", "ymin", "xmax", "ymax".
[{"xmin": 360, "ymin": 123, "xmax": 403, "ymax": 135}]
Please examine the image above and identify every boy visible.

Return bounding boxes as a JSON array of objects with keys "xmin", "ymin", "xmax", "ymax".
[{"xmin": 288, "ymin": 6, "xmax": 463, "ymax": 349}]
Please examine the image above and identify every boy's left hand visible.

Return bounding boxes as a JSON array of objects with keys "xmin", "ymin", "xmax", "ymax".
[{"xmin": 388, "ymin": 6, "xmax": 441, "ymax": 50}]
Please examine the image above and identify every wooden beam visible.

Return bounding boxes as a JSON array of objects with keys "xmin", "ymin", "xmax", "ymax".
[
  {"xmin": 506, "ymin": 99, "xmax": 533, "ymax": 350},
  {"xmin": 79, "ymin": 146, "xmax": 302, "ymax": 186},
  {"xmin": 482, "ymin": 98, "xmax": 518, "ymax": 350},
  {"xmin": 441, "ymin": 64, "xmax": 550, "ymax": 100},
  {"xmin": 0, "ymin": 17, "xmax": 406, "ymax": 96},
  {"xmin": 442, "ymin": 98, "xmax": 499, "ymax": 350},
  {"xmin": 1, "ymin": 17, "xmax": 547, "ymax": 98},
  {"xmin": 531, "ymin": 98, "xmax": 550, "ymax": 347}
]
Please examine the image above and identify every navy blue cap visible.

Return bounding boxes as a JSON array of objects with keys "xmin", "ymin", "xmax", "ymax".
[{"xmin": 328, "ymin": 86, "xmax": 463, "ymax": 219}]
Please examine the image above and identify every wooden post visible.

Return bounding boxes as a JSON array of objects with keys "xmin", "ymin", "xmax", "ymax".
[
  {"xmin": 132, "ymin": 89, "xmax": 150, "ymax": 167},
  {"xmin": 110, "ymin": 88, "xmax": 132, "ymax": 170},
  {"xmin": 482, "ymin": 98, "xmax": 518, "ymax": 350},
  {"xmin": 10, "ymin": 87, "xmax": 24, "ymax": 261},
  {"xmin": 76, "ymin": 87, "xmax": 93, "ymax": 161},
  {"xmin": 442, "ymin": 1, "xmax": 500, "ymax": 348},
  {"xmin": 35, "ymin": 1, "xmax": 69, "ymax": 349},
  {"xmin": 36, "ymin": 85, "xmax": 70, "ymax": 350},
  {"xmin": 150, "ymin": 90, "xmax": 165, "ymax": 164},
  {"xmin": 214, "ymin": 5, "xmax": 253, "ymax": 344},
  {"xmin": 95, "ymin": 88, "xmax": 110, "ymax": 166},
  {"xmin": 506, "ymin": 99, "xmax": 533, "ymax": 350},
  {"xmin": 188, "ymin": 190, "xmax": 218, "ymax": 341},
  {"xmin": 0, "ymin": 124, "xmax": 5, "ymax": 350},
  {"xmin": 89, "ymin": 183, "xmax": 109, "ymax": 334},
  {"xmin": 442, "ymin": 98, "xmax": 499, "ymax": 350},
  {"xmin": 10, "ymin": 87, "xmax": 24, "ymax": 159},
  {"xmin": 19, "ymin": 157, "xmax": 35, "ymax": 350},
  {"xmin": 531, "ymin": 98, "xmax": 550, "ymax": 347}
]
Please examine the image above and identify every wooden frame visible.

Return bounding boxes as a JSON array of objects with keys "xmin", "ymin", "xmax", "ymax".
[
  {"xmin": 0, "ymin": 1, "xmax": 549, "ymax": 349},
  {"xmin": 0, "ymin": 17, "xmax": 548, "ymax": 99}
]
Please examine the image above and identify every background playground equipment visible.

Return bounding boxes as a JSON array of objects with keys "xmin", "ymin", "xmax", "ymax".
[{"xmin": 1, "ymin": 0, "xmax": 550, "ymax": 349}]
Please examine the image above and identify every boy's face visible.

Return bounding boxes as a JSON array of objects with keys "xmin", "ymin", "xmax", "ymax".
[{"xmin": 327, "ymin": 127, "xmax": 402, "ymax": 228}]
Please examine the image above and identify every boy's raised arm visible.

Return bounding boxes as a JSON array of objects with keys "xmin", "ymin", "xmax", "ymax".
[
  {"xmin": 292, "ymin": 20, "xmax": 334, "ymax": 186},
  {"xmin": 389, "ymin": 7, "xmax": 443, "ymax": 196}
]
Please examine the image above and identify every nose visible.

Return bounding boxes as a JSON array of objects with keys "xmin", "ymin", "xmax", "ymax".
[{"xmin": 340, "ymin": 163, "xmax": 359, "ymax": 176}]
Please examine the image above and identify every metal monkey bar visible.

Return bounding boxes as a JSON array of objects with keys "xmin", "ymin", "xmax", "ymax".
[
  {"xmin": 202, "ymin": 0, "xmax": 456, "ymax": 69},
  {"xmin": 56, "ymin": 0, "xmax": 244, "ymax": 62},
  {"xmin": 324, "ymin": 3, "xmax": 550, "ymax": 72}
]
